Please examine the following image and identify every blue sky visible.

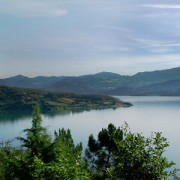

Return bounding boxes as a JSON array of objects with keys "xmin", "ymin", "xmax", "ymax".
[{"xmin": 1, "ymin": 0, "xmax": 180, "ymax": 77}]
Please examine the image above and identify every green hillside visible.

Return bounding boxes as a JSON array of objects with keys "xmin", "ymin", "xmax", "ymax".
[{"xmin": 0, "ymin": 85, "xmax": 131, "ymax": 112}]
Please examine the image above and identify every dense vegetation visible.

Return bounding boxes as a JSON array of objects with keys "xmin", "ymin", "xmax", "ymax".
[
  {"xmin": 2, "ymin": 67, "xmax": 180, "ymax": 95},
  {"xmin": 0, "ymin": 85, "xmax": 131, "ymax": 112},
  {"xmin": 0, "ymin": 105, "xmax": 177, "ymax": 179},
  {"xmin": 0, "ymin": 105, "xmax": 90, "ymax": 179}
]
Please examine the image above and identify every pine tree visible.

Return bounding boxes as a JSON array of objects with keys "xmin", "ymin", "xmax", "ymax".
[
  {"xmin": 18, "ymin": 104, "xmax": 51, "ymax": 162},
  {"xmin": 17, "ymin": 104, "xmax": 90, "ymax": 179},
  {"xmin": 85, "ymin": 123, "xmax": 123, "ymax": 179}
]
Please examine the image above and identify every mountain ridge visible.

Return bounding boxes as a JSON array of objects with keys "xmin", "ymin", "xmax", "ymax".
[{"xmin": 1, "ymin": 67, "xmax": 180, "ymax": 95}]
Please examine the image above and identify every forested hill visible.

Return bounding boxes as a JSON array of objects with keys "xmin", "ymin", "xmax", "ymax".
[
  {"xmin": 0, "ymin": 85, "xmax": 131, "ymax": 112},
  {"xmin": 0, "ymin": 75, "xmax": 64, "ymax": 88},
  {"xmin": 1, "ymin": 67, "xmax": 180, "ymax": 95}
]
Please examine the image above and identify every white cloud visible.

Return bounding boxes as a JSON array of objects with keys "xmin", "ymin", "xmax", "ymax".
[
  {"xmin": 134, "ymin": 38, "xmax": 180, "ymax": 48},
  {"xmin": 0, "ymin": 0, "xmax": 68, "ymax": 17},
  {"xmin": 143, "ymin": 4, "xmax": 180, "ymax": 9},
  {"xmin": 95, "ymin": 24, "xmax": 131, "ymax": 33}
]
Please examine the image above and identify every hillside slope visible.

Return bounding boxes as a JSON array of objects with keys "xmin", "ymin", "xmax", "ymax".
[
  {"xmin": 1, "ymin": 67, "xmax": 180, "ymax": 95},
  {"xmin": 0, "ymin": 85, "xmax": 131, "ymax": 112}
]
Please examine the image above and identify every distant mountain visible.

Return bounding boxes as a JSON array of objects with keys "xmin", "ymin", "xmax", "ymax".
[
  {"xmin": 0, "ymin": 75, "xmax": 64, "ymax": 89},
  {"xmin": 104, "ymin": 67, "xmax": 180, "ymax": 95},
  {"xmin": 1, "ymin": 67, "xmax": 180, "ymax": 95},
  {"xmin": 51, "ymin": 72, "xmax": 130, "ymax": 94},
  {"xmin": 132, "ymin": 67, "xmax": 180, "ymax": 86},
  {"xmin": 133, "ymin": 79, "xmax": 180, "ymax": 96}
]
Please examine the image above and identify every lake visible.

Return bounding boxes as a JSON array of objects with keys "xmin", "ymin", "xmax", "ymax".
[{"xmin": 0, "ymin": 96, "xmax": 180, "ymax": 170}]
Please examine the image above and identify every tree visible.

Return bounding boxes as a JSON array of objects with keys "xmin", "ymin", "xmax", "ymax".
[
  {"xmin": 0, "ymin": 107, "xmax": 176, "ymax": 180},
  {"xmin": 0, "ymin": 141, "xmax": 26, "ymax": 180},
  {"xmin": 44, "ymin": 128, "xmax": 90, "ymax": 179},
  {"xmin": 85, "ymin": 123, "xmax": 123, "ymax": 179},
  {"xmin": 86, "ymin": 123, "xmax": 175, "ymax": 180},
  {"xmin": 18, "ymin": 104, "xmax": 51, "ymax": 162},
  {"xmin": 17, "ymin": 104, "xmax": 90, "ymax": 179}
]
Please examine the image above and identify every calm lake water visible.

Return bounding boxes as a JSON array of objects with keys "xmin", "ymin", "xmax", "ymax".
[{"xmin": 0, "ymin": 96, "xmax": 180, "ymax": 170}]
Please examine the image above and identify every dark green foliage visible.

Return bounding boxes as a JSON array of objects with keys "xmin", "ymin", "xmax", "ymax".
[
  {"xmin": 85, "ymin": 123, "xmax": 123, "ymax": 179},
  {"xmin": 0, "ymin": 107, "xmax": 176, "ymax": 179},
  {"xmin": 15, "ymin": 105, "xmax": 90, "ymax": 179},
  {"xmin": 18, "ymin": 105, "xmax": 51, "ymax": 162},
  {"xmin": 109, "ymin": 130, "xmax": 175, "ymax": 179},
  {"xmin": 86, "ymin": 123, "xmax": 175, "ymax": 180},
  {"xmin": 48, "ymin": 128, "xmax": 82, "ymax": 162},
  {"xmin": 0, "ymin": 85, "xmax": 129, "ymax": 112},
  {"xmin": 0, "ymin": 141, "xmax": 26, "ymax": 180},
  {"xmin": 43, "ymin": 128, "xmax": 89, "ymax": 179}
]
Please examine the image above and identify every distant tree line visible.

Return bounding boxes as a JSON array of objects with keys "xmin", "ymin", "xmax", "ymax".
[
  {"xmin": 0, "ymin": 105, "xmax": 177, "ymax": 179},
  {"xmin": 0, "ymin": 85, "xmax": 130, "ymax": 112}
]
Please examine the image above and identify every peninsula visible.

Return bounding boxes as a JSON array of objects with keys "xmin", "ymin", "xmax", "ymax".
[{"xmin": 0, "ymin": 85, "xmax": 131, "ymax": 112}]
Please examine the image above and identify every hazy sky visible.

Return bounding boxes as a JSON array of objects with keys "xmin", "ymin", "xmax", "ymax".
[{"xmin": 1, "ymin": 0, "xmax": 180, "ymax": 77}]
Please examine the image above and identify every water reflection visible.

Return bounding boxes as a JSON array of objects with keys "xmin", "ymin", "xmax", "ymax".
[
  {"xmin": 0, "ymin": 109, "xmax": 87, "ymax": 122},
  {"xmin": 0, "ymin": 107, "xmax": 116, "ymax": 122},
  {"xmin": 0, "ymin": 110, "xmax": 32, "ymax": 122}
]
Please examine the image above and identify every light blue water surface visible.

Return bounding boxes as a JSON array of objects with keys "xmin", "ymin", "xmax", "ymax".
[{"xmin": 0, "ymin": 96, "xmax": 180, "ymax": 170}]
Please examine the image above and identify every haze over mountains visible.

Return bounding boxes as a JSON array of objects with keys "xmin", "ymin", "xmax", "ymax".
[{"xmin": 1, "ymin": 67, "xmax": 180, "ymax": 96}]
